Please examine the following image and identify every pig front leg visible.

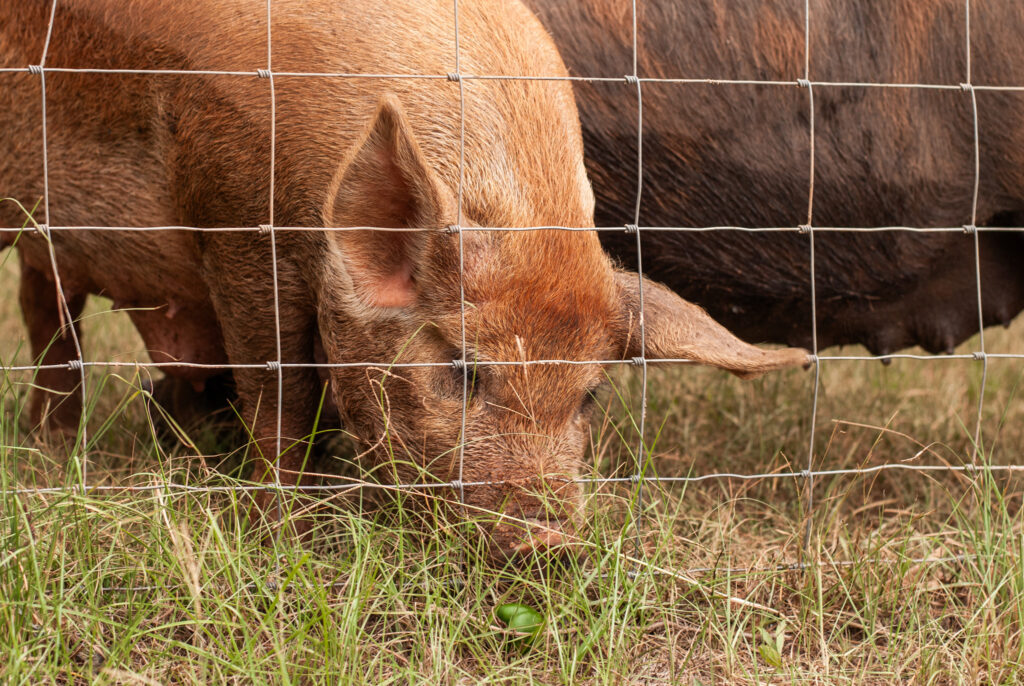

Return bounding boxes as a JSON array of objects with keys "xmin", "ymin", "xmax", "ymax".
[
  {"xmin": 19, "ymin": 258, "xmax": 87, "ymax": 435},
  {"xmin": 237, "ymin": 359, "xmax": 323, "ymax": 538},
  {"xmin": 199, "ymin": 240, "xmax": 323, "ymax": 538}
]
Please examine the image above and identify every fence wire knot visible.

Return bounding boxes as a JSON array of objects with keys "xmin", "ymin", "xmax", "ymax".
[
  {"xmin": 629, "ymin": 472, "xmax": 643, "ymax": 485},
  {"xmin": 27, "ymin": 64, "xmax": 43, "ymax": 75},
  {"xmin": 446, "ymin": 72, "xmax": 461, "ymax": 82},
  {"xmin": 800, "ymin": 469, "xmax": 812, "ymax": 479},
  {"xmin": 445, "ymin": 224, "xmax": 461, "ymax": 235},
  {"xmin": 624, "ymin": 223, "xmax": 639, "ymax": 234},
  {"xmin": 66, "ymin": 359, "xmax": 84, "ymax": 371},
  {"xmin": 806, "ymin": 353, "xmax": 819, "ymax": 366},
  {"xmin": 258, "ymin": 224, "xmax": 273, "ymax": 235},
  {"xmin": 630, "ymin": 356, "xmax": 645, "ymax": 367},
  {"xmin": 959, "ymin": 82, "xmax": 973, "ymax": 92},
  {"xmin": 972, "ymin": 351, "xmax": 987, "ymax": 362},
  {"xmin": 449, "ymin": 479, "xmax": 463, "ymax": 491},
  {"xmin": 623, "ymin": 74, "xmax": 639, "ymax": 85},
  {"xmin": 451, "ymin": 359, "xmax": 466, "ymax": 372},
  {"xmin": 257, "ymin": 69, "xmax": 272, "ymax": 79},
  {"xmin": 797, "ymin": 78, "xmax": 811, "ymax": 89},
  {"xmin": 266, "ymin": 360, "xmax": 281, "ymax": 372},
  {"xmin": 35, "ymin": 223, "xmax": 50, "ymax": 237},
  {"xmin": 962, "ymin": 224, "xmax": 977, "ymax": 234},
  {"xmin": 798, "ymin": 224, "xmax": 812, "ymax": 234}
]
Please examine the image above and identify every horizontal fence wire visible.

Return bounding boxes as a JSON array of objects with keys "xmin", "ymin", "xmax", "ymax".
[
  {"xmin": 1, "ymin": 0, "xmax": 1020, "ymax": 595},
  {"xmin": 9, "ymin": 462, "xmax": 1024, "ymax": 497},
  {"xmin": 3, "ymin": 65, "xmax": 1024, "ymax": 92},
  {"xmin": 4, "ymin": 225, "xmax": 1023, "ymax": 233},
  {"xmin": 4, "ymin": 352, "xmax": 1024, "ymax": 375}
]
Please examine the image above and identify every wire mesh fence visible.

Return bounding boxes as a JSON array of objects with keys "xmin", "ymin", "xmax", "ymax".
[{"xmin": 1, "ymin": 0, "xmax": 1021, "ymax": 588}]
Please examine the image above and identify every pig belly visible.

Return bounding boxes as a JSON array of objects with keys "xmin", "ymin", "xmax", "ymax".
[
  {"xmin": 128, "ymin": 306, "xmax": 228, "ymax": 385},
  {"xmin": 15, "ymin": 230, "xmax": 226, "ymax": 383}
]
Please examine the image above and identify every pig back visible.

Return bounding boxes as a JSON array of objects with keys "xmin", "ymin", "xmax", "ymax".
[
  {"xmin": 526, "ymin": 0, "xmax": 1024, "ymax": 353},
  {"xmin": 2, "ymin": 0, "xmax": 592, "ymax": 303}
]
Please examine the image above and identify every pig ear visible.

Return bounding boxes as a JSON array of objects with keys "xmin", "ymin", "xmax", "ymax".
[
  {"xmin": 324, "ymin": 95, "xmax": 457, "ymax": 308},
  {"xmin": 615, "ymin": 272, "xmax": 812, "ymax": 378}
]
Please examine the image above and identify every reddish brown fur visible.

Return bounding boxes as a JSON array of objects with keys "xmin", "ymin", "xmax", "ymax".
[{"xmin": 1, "ymin": 0, "xmax": 807, "ymax": 559}]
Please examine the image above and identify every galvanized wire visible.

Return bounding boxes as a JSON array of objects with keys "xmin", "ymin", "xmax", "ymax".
[
  {"xmin": 453, "ymin": 0, "xmax": 469, "ymax": 508},
  {"xmin": 3, "ymin": 353, "xmax": 1021, "ymax": 375},
  {"xmin": 3, "ymin": 65, "xmax": 1024, "ymax": 92},
  {"xmin": 627, "ymin": 0, "xmax": 648, "ymax": 566},
  {"xmin": 963, "ymin": 0, "xmax": 988, "ymax": 464},
  {"xmin": 799, "ymin": 0, "xmax": 819, "ymax": 559},
  {"xmin": 265, "ymin": 0, "xmax": 286, "ymax": 543},
  {"xmin": 32, "ymin": 0, "xmax": 90, "ymax": 490},
  {"xmin": 9, "ymin": 461, "xmax": 1024, "ymax": 498},
  {"xmin": 3, "ymin": 224, "xmax": 1024, "ymax": 233}
]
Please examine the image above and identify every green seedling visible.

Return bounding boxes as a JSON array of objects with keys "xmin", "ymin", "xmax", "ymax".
[{"xmin": 757, "ymin": 621, "xmax": 787, "ymax": 670}]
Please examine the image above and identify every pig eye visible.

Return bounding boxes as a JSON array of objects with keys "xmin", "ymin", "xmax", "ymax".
[
  {"xmin": 448, "ymin": 360, "xmax": 482, "ymax": 398},
  {"xmin": 579, "ymin": 388, "xmax": 598, "ymax": 415},
  {"xmin": 579, "ymin": 379, "xmax": 607, "ymax": 415}
]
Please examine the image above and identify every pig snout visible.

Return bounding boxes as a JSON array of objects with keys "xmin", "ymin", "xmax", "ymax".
[
  {"xmin": 485, "ymin": 488, "xmax": 583, "ymax": 563},
  {"xmin": 491, "ymin": 516, "xmax": 572, "ymax": 562}
]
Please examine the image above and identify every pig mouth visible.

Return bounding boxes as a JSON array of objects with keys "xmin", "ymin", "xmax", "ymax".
[{"xmin": 488, "ymin": 516, "xmax": 579, "ymax": 565}]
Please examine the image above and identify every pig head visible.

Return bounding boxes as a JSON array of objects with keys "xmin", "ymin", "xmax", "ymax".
[{"xmin": 307, "ymin": 96, "xmax": 809, "ymax": 559}]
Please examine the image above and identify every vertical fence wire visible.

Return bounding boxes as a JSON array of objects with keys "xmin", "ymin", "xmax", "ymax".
[
  {"xmin": 34, "ymin": 0, "xmax": 90, "ymax": 491},
  {"xmin": 799, "ymin": 0, "xmax": 821, "ymax": 559},
  {"xmin": 963, "ymin": 0, "xmax": 988, "ymax": 465},
  {"xmin": 627, "ymin": 0, "xmax": 649, "ymax": 569},
  {"xmin": 263, "ymin": 0, "xmax": 287, "ymax": 554},
  {"xmin": 453, "ymin": 0, "xmax": 468, "ymax": 510}
]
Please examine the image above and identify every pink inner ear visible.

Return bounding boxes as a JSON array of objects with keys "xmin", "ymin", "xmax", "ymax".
[{"xmin": 362, "ymin": 262, "xmax": 416, "ymax": 308}]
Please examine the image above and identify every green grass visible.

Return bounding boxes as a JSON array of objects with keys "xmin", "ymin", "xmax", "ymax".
[{"xmin": 2, "ymin": 248, "xmax": 1024, "ymax": 684}]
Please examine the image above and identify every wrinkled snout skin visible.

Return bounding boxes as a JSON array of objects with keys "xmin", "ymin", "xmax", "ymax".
[{"xmin": 1, "ymin": 0, "xmax": 809, "ymax": 562}]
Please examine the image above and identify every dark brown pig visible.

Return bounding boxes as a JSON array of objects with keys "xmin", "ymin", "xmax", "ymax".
[
  {"xmin": 0, "ymin": 0, "xmax": 808, "ymax": 559},
  {"xmin": 527, "ymin": 0, "xmax": 1024, "ymax": 355}
]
